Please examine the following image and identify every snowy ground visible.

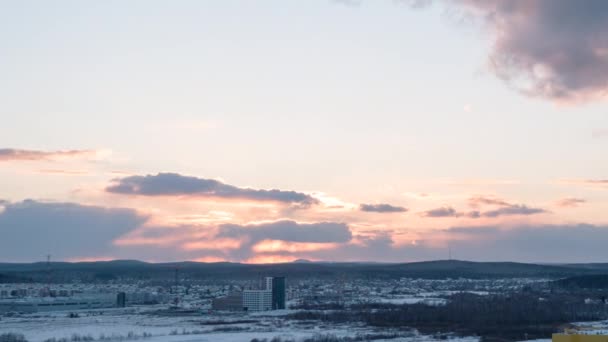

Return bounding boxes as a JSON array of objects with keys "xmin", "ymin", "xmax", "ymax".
[
  {"xmin": 367, "ymin": 290, "xmax": 490, "ymax": 306},
  {"xmin": 0, "ymin": 307, "xmax": 479, "ymax": 342},
  {"xmin": 376, "ymin": 296, "xmax": 446, "ymax": 305}
]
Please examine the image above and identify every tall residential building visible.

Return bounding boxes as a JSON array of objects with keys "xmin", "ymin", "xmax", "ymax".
[
  {"xmin": 271, "ymin": 276, "xmax": 286, "ymax": 310},
  {"xmin": 211, "ymin": 275, "xmax": 287, "ymax": 312},
  {"xmin": 116, "ymin": 292, "xmax": 126, "ymax": 308}
]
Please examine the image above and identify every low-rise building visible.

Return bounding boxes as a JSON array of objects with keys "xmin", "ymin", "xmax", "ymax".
[
  {"xmin": 0, "ymin": 294, "xmax": 118, "ymax": 313},
  {"xmin": 243, "ymin": 290, "xmax": 272, "ymax": 312},
  {"xmin": 211, "ymin": 291, "xmax": 243, "ymax": 311}
]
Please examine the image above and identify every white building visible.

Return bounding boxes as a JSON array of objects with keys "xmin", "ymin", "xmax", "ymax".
[{"xmin": 242, "ymin": 290, "xmax": 272, "ymax": 312}]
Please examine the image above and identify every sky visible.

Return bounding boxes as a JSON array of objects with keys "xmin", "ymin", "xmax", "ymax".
[{"xmin": 1, "ymin": 0, "xmax": 607, "ymax": 263}]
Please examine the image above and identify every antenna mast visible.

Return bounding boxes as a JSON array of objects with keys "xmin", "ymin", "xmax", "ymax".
[
  {"xmin": 173, "ymin": 266, "xmax": 180, "ymax": 307},
  {"xmin": 46, "ymin": 254, "xmax": 52, "ymax": 296},
  {"xmin": 448, "ymin": 244, "xmax": 452, "ymax": 260}
]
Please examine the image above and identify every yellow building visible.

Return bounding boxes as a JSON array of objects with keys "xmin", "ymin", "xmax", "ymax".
[{"xmin": 553, "ymin": 334, "xmax": 608, "ymax": 342}]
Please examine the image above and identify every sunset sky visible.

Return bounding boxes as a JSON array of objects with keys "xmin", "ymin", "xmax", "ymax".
[{"xmin": 1, "ymin": 0, "xmax": 607, "ymax": 263}]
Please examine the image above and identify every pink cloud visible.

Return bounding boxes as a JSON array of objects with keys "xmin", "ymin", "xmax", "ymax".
[
  {"xmin": 0, "ymin": 148, "xmax": 95, "ymax": 161},
  {"xmin": 555, "ymin": 197, "xmax": 586, "ymax": 208}
]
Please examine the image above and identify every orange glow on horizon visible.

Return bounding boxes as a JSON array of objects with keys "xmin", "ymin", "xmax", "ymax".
[
  {"xmin": 181, "ymin": 238, "xmax": 243, "ymax": 251},
  {"xmin": 252, "ymin": 240, "xmax": 339, "ymax": 253},
  {"xmin": 193, "ymin": 256, "xmax": 226, "ymax": 263},
  {"xmin": 244, "ymin": 255, "xmax": 299, "ymax": 264}
]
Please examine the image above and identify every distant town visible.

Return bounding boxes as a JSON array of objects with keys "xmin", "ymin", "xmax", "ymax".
[{"xmin": 3, "ymin": 260, "xmax": 608, "ymax": 341}]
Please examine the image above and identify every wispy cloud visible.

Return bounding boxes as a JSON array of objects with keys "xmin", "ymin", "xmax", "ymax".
[
  {"xmin": 555, "ymin": 197, "xmax": 587, "ymax": 208},
  {"xmin": 434, "ymin": 178, "xmax": 520, "ymax": 186},
  {"xmin": 36, "ymin": 169, "xmax": 89, "ymax": 175},
  {"xmin": 468, "ymin": 195, "xmax": 511, "ymax": 208},
  {"xmin": 106, "ymin": 172, "xmax": 319, "ymax": 206},
  {"xmin": 557, "ymin": 179, "xmax": 608, "ymax": 188},
  {"xmin": 0, "ymin": 148, "xmax": 95, "ymax": 162}
]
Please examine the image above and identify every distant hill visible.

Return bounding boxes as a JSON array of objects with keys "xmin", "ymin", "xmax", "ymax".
[
  {"xmin": 383, "ymin": 260, "xmax": 594, "ymax": 278},
  {"xmin": 292, "ymin": 259, "xmax": 313, "ymax": 263},
  {"xmin": 560, "ymin": 263, "xmax": 608, "ymax": 272},
  {"xmin": 0, "ymin": 259, "xmax": 604, "ymax": 283}
]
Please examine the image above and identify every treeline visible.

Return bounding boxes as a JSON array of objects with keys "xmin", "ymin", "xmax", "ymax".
[
  {"xmin": 288, "ymin": 293, "xmax": 608, "ymax": 341},
  {"xmin": 2, "ymin": 260, "xmax": 602, "ymax": 284},
  {"xmin": 0, "ymin": 273, "xmax": 33, "ymax": 283},
  {"xmin": 552, "ymin": 274, "xmax": 608, "ymax": 290}
]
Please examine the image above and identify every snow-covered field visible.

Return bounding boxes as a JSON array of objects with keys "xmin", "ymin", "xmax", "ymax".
[{"xmin": 0, "ymin": 307, "xmax": 479, "ymax": 342}]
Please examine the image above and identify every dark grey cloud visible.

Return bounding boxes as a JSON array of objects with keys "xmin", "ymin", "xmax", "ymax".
[
  {"xmin": 217, "ymin": 220, "xmax": 352, "ymax": 244},
  {"xmin": 453, "ymin": 0, "xmax": 608, "ymax": 101},
  {"xmin": 422, "ymin": 202, "xmax": 547, "ymax": 218},
  {"xmin": 339, "ymin": 0, "xmax": 608, "ymax": 101},
  {"xmin": 465, "ymin": 211, "xmax": 481, "ymax": 218},
  {"xmin": 107, "ymin": 220, "xmax": 353, "ymax": 262},
  {"xmin": 4, "ymin": 199, "xmax": 602, "ymax": 263},
  {"xmin": 468, "ymin": 196, "xmax": 548, "ymax": 217},
  {"xmin": 421, "ymin": 206, "xmax": 460, "ymax": 217},
  {"xmin": 0, "ymin": 200, "xmax": 146, "ymax": 261},
  {"xmin": 214, "ymin": 220, "xmax": 352, "ymax": 261},
  {"xmin": 481, "ymin": 204, "xmax": 547, "ymax": 217},
  {"xmin": 0, "ymin": 148, "xmax": 93, "ymax": 161},
  {"xmin": 244, "ymin": 224, "xmax": 608, "ymax": 263},
  {"xmin": 360, "ymin": 203, "xmax": 408, "ymax": 213},
  {"xmin": 292, "ymin": 232, "xmax": 402, "ymax": 262},
  {"xmin": 441, "ymin": 224, "xmax": 608, "ymax": 262},
  {"xmin": 390, "ymin": 0, "xmax": 608, "ymax": 101},
  {"xmin": 239, "ymin": 231, "xmax": 407, "ymax": 263},
  {"xmin": 106, "ymin": 173, "xmax": 319, "ymax": 206}
]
